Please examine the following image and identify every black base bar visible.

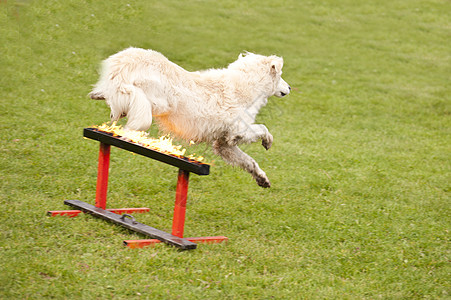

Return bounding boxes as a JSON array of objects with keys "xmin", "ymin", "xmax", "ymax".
[
  {"xmin": 64, "ymin": 200, "xmax": 197, "ymax": 250},
  {"xmin": 83, "ymin": 128, "xmax": 209, "ymax": 176}
]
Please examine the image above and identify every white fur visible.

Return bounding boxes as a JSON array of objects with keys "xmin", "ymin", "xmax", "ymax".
[{"xmin": 90, "ymin": 48, "xmax": 290, "ymax": 187}]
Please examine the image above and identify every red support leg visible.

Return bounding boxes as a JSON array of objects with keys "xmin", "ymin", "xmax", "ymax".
[
  {"xmin": 95, "ymin": 143, "xmax": 110, "ymax": 209},
  {"xmin": 172, "ymin": 169, "xmax": 189, "ymax": 238},
  {"xmin": 123, "ymin": 168, "xmax": 228, "ymax": 248}
]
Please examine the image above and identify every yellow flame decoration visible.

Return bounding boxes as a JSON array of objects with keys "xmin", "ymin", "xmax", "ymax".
[{"xmin": 94, "ymin": 122, "xmax": 205, "ymax": 163}]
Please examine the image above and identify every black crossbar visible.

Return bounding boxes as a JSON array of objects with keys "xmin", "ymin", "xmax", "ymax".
[
  {"xmin": 64, "ymin": 200, "xmax": 197, "ymax": 250},
  {"xmin": 83, "ymin": 128, "xmax": 210, "ymax": 175}
]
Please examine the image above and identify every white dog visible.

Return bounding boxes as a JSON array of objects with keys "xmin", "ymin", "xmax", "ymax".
[{"xmin": 89, "ymin": 48, "xmax": 290, "ymax": 187}]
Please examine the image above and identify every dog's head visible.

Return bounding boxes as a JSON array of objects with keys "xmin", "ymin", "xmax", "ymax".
[
  {"xmin": 267, "ymin": 56, "xmax": 291, "ymax": 98},
  {"xmin": 230, "ymin": 52, "xmax": 291, "ymax": 98}
]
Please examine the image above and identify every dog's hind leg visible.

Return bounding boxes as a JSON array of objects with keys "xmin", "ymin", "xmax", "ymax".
[
  {"xmin": 213, "ymin": 140, "xmax": 271, "ymax": 188},
  {"xmin": 123, "ymin": 86, "xmax": 153, "ymax": 131}
]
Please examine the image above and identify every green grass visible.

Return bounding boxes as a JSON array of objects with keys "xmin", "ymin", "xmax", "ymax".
[{"xmin": 1, "ymin": 0, "xmax": 450, "ymax": 298}]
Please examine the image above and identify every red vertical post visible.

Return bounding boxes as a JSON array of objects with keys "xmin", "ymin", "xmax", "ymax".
[
  {"xmin": 172, "ymin": 169, "xmax": 190, "ymax": 238},
  {"xmin": 95, "ymin": 143, "xmax": 111, "ymax": 210}
]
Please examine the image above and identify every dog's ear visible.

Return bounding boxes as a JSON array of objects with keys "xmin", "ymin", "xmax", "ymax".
[
  {"xmin": 239, "ymin": 51, "xmax": 251, "ymax": 59},
  {"xmin": 270, "ymin": 57, "xmax": 283, "ymax": 75}
]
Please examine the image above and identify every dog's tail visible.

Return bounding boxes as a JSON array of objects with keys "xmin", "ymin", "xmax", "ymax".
[
  {"xmin": 89, "ymin": 90, "xmax": 105, "ymax": 100},
  {"xmin": 89, "ymin": 57, "xmax": 153, "ymax": 131},
  {"xmin": 89, "ymin": 77, "xmax": 108, "ymax": 100},
  {"xmin": 89, "ymin": 59, "xmax": 111, "ymax": 100}
]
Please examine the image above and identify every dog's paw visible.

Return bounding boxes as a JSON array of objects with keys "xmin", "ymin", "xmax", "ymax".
[
  {"xmin": 262, "ymin": 133, "xmax": 273, "ymax": 150},
  {"xmin": 256, "ymin": 176, "xmax": 271, "ymax": 188}
]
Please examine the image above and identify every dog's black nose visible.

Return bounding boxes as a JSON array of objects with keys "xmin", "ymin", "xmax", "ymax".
[{"xmin": 289, "ymin": 86, "xmax": 291, "ymax": 91}]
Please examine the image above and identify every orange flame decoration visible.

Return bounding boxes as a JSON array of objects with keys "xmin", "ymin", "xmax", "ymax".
[{"xmin": 94, "ymin": 122, "xmax": 206, "ymax": 163}]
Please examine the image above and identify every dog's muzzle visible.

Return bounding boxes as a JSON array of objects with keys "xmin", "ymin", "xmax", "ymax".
[
  {"xmin": 275, "ymin": 77, "xmax": 291, "ymax": 98},
  {"xmin": 280, "ymin": 86, "xmax": 291, "ymax": 97},
  {"xmin": 277, "ymin": 85, "xmax": 291, "ymax": 98}
]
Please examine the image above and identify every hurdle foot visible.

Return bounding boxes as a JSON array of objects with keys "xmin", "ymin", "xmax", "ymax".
[
  {"xmin": 124, "ymin": 236, "xmax": 228, "ymax": 249},
  {"xmin": 47, "ymin": 207, "xmax": 150, "ymax": 217}
]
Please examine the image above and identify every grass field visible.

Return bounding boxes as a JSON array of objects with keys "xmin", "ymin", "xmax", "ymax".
[{"xmin": 1, "ymin": 0, "xmax": 450, "ymax": 298}]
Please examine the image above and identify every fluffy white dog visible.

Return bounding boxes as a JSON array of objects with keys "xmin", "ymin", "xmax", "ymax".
[{"xmin": 89, "ymin": 48, "xmax": 290, "ymax": 187}]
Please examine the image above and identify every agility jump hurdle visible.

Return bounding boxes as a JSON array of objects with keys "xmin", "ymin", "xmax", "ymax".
[{"xmin": 48, "ymin": 128, "xmax": 227, "ymax": 250}]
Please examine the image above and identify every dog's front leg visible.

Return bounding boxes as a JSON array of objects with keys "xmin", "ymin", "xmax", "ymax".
[
  {"xmin": 213, "ymin": 141, "xmax": 271, "ymax": 188},
  {"xmin": 258, "ymin": 125, "xmax": 273, "ymax": 151},
  {"xmin": 232, "ymin": 123, "xmax": 273, "ymax": 150}
]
